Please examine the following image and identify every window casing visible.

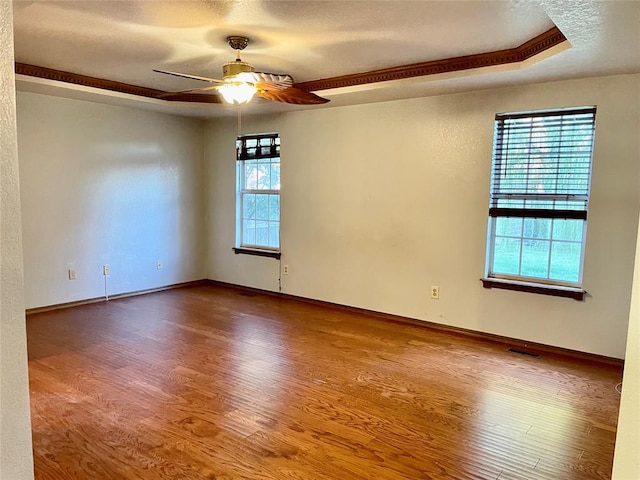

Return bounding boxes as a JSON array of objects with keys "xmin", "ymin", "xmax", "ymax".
[
  {"xmin": 485, "ymin": 107, "xmax": 596, "ymax": 289},
  {"xmin": 236, "ymin": 133, "xmax": 280, "ymax": 252}
]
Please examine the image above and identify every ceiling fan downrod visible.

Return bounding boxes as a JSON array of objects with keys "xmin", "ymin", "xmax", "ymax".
[{"xmin": 223, "ymin": 36, "xmax": 254, "ymax": 79}]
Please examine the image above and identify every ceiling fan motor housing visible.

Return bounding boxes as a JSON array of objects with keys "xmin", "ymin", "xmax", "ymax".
[{"xmin": 223, "ymin": 61, "xmax": 254, "ymax": 79}]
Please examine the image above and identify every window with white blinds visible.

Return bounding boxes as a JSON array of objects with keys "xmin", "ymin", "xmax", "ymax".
[{"xmin": 485, "ymin": 107, "xmax": 596, "ymax": 287}]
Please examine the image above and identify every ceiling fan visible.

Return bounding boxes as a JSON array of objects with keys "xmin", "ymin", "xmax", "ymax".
[{"xmin": 154, "ymin": 36, "xmax": 329, "ymax": 106}]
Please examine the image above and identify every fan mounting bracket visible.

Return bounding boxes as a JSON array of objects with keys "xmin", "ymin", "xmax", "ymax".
[{"xmin": 227, "ymin": 36, "xmax": 249, "ymax": 51}]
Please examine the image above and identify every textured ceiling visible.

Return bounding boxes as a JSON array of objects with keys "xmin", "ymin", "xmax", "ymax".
[{"xmin": 12, "ymin": 0, "xmax": 640, "ymax": 117}]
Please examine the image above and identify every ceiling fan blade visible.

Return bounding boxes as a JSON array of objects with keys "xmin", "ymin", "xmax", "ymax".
[
  {"xmin": 248, "ymin": 71, "xmax": 328, "ymax": 104},
  {"xmin": 163, "ymin": 93, "xmax": 223, "ymax": 104},
  {"xmin": 256, "ymin": 85, "xmax": 329, "ymax": 105},
  {"xmin": 243, "ymin": 71, "xmax": 293, "ymax": 90},
  {"xmin": 153, "ymin": 69, "xmax": 223, "ymax": 83},
  {"xmin": 157, "ymin": 84, "xmax": 221, "ymax": 98}
]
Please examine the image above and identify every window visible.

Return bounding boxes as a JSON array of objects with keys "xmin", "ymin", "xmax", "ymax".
[
  {"xmin": 235, "ymin": 133, "xmax": 280, "ymax": 257},
  {"xmin": 484, "ymin": 107, "xmax": 596, "ymax": 298}
]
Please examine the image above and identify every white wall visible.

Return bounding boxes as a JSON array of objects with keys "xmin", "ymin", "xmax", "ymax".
[
  {"xmin": 612, "ymin": 212, "xmax": 640, "ymax": 478},
  {"xmin": 0, "ymin": 2, "xmax": 34, "ymax": 478},
  {"xmin": 17, "ymin": 92, "xmax": 206, "ymax": 309},
  {"xmin": 205, "ymin": 74, "xmax": 640, "ymax": 359}
]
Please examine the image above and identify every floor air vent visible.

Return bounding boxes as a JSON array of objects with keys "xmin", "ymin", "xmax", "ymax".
[{"xmin": 506, "ymin": 348, "xmax": 542, "ymax": 359}]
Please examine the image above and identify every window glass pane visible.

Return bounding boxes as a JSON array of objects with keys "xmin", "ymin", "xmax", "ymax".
[
  {"xmin": 492, "ymin": 237, "xmax": 521, "ymax": 275},
  {"xmin": 523, "ymin": 218, "xmax": 551, "ymax": 240},
  {"xmin": 255, "ymin": 221, "xmax": 268, "ymax": 246},
  {"xmin": 257, "ymin": 163, "xmax": 271, "ymax": 190},
  {"xmin": 244, "ymin": 162, "xmax": 257, "ymax": 189},
  {"xmin": 271, "ymin": 164, "xmax": 281, "ymax": 190},
  {"xmin": 495, "ymin": 217, "xmax": 522, "ymax": 237},
  {"xmin": 549, "ymin": 242, "xmax": 581, "ymax": 282},
  {"xmin": 243, "ymin": 194, "xmax": 255, "ymax": 220},
  {"xmin": 243, "ymin": 220, "xmax": 255, "ymax": 245},
  {"xmin": 521, "ymin": 240, "xmax": 550, "ymax": 278},
  {"xmin": 255, "ymin": 195, "xmax": 269, "ymax": 220},
  {"xmin": 268, "ymin": 222, "xmax": 280, "ymax": 249},
  {"xmin": 268, "ymin": 195, "xmax": 280, "ymax": 221},
  {"xmin": 552, "ymin": 219, "xmax": 584, "ymax": 242}
]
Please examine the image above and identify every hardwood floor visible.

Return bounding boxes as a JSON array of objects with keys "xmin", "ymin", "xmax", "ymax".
[{"xmin": 27, "ymin": 283, "xmax": 623, "ymax": 480}]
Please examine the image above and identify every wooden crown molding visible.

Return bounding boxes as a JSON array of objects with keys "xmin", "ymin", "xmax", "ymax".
[
  {"xmin": 16, "ymin": 63, "xmax": 163, "ymax": 98},
  {"xmin": 15, "ymin": 26, "xmax": 567, "ymax": 103},
  {"xmin": 294, "ymin": 26, "xmax": 567, "ymax": 92},
  {"xmin": 15, "ymin": 63, "xmax": 221, "ymax": 104}
]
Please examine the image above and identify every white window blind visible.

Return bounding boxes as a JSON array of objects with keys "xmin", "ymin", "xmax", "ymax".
[{"xmin": 489, "ymin": 107, "xmax": 596, "ymax": 220}]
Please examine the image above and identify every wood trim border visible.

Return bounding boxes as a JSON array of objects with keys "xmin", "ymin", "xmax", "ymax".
[
  {"xmin": 295, "ymin": 26, "xmax": 567, "ymax": 92},
  {"xmin": 16, "ymin": 27, "xmax": 567, "ymax": 102},
  {"xmin": 203, "ymin": 279, "xmax": 621, "ymax": 367},
  {"xmin": 16, "ymin": 63, "xmax": 165, "ymax": 99},
  {"xmin": 15, "ymin": 63, "xmax": 222, "ymax": 104},
  {"xmin": 232, "ymin": 247, "xmax": 281, "ymax": 259},
  {"xmin": 481, "ymin": 277, "xmax": 586, "ymax": 301},
  {"xmin": 25, "ymin": 279, "xmax": 208, "ymax": 316},
  {"xmin": 24, "ymin": 278, "xmax": 621, "ymax": 366}
]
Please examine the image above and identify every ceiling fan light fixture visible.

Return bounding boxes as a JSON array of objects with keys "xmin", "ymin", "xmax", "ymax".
[
  {"xmin": 220, "ymin": 57, "xmax": 257, "ymax": 104},
  {"xmin": 218, "ymin": 82, "xmax": 256, "ymax": 105}
]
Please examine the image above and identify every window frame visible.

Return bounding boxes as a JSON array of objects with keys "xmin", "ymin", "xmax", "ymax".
[
  {"xmin": 483, "ymin": 107, "xmax": 597, "ymax": 299},
  {"xmin": 234, "ymin": 133, "xmax": 281, "ymax": 259}
]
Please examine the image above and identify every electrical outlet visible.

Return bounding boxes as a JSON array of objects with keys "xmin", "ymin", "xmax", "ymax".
[
  {"xmin": 156, "ymin": 261, "xmax": 163, "ymax": 270},
  {"xmin": 283, "ymin": 264, "xmax": 289, "ymax": 275},
  {"xmin": 431, "ymin": 286, "xmax": 439, "ymax": 299},
  {"xmin": 103, "ymin": 264, "xmax": 110, "ymax": 276},
  {"xmin": 68, "ymin": 269, "xmax": 77, "ymax": 280}
]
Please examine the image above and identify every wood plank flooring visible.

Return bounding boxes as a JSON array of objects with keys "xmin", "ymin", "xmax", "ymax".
[{"xmin": 27, "ymin": 283, "xmax": 623, "ymax": 479}]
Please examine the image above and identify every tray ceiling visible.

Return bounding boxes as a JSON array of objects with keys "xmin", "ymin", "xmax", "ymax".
[{"xmin": 12, "ymin": 0, "xmax": 640, "ymax": 117}]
